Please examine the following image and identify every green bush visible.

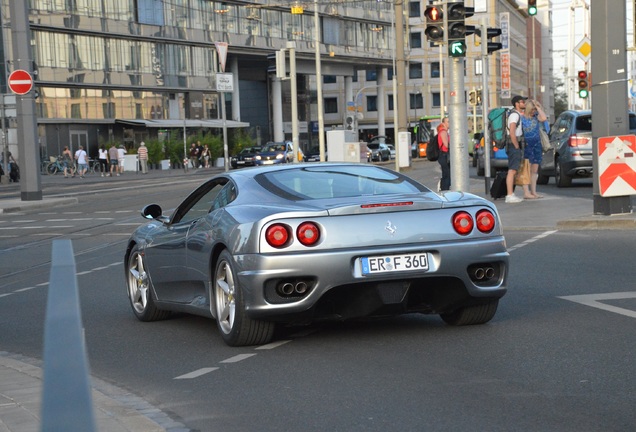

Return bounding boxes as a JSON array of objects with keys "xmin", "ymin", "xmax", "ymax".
[{"xmin": 145, "ymin": 139, "xmax": 164, "ymax": 164}]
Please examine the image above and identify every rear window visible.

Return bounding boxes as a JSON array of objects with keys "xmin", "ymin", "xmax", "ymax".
[
  {"xmin": 255, "ymin": 165, "xmax": 426, "ymax": 200},
  {"xmin": 575, "ymin": 115, "xmax": 591, "ymax": 131}
]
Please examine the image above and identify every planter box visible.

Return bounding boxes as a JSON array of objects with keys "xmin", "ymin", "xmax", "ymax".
[{"xmin": 161, "ymin": 159, "xmax": 171, "ymax": 170}]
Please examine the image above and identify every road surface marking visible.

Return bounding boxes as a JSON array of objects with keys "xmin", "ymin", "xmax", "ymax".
[
  {"xmin": 256, "ymin": 340, "xmax": 292, "ymax": 350},
  {"xmin": 220, "ymin": 354, "xmax": 257, "ymax": 363},
  {"xmin": 559, "ymin": 292, "xmax": 636, "ymax": 319},
  {"xmin": 174, "ymin": 368, "xmax": 219, "ymax": 379},
  {"xmin": 508, "ymin": 230, "xmax": 557, "ymax": 252}
]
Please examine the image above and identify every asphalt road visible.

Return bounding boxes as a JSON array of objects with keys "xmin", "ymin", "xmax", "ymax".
[{"xmin": 1, "ymin": 162, "xmax": 635, "ymax": 431}]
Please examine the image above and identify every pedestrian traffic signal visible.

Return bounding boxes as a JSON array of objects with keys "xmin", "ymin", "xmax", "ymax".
[
  {"xmin": 345, "ymin": 114, "xmax": 355, "ymax": 130},
  {"xmin": 528, "ymin": 0, "xmax": 537, "ymax": 16},
  {"xmin": 447, "ymin": 2, "xmax": 475, "ymax": 58},
  {"xmin": 468, "ymin": 90, "xmax": 477, "ymax": 106},
  {"xmin": 578, "ymin": 70, "xmax": 589, "ymax": 98},
  {"xmin": 476, "ymin": 89, "xmax": 482, "ymax": 105},
  {"xmin": 424, "ymin": 5, "xmax": 444, "ymax": 43}
]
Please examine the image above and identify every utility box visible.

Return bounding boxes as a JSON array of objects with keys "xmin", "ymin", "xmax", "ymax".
[
  {"xmin": 326, "ymin": 130, "xmax": 365, "ymax": 162},
  {"xmin": 397, "ymin": 131, "xmax": 411, "ymax": 168}
]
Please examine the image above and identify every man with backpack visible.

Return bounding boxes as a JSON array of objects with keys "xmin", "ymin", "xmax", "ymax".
[{"xmin": 504, "ymin": 95, "xmax": 526, "ymax": 203}]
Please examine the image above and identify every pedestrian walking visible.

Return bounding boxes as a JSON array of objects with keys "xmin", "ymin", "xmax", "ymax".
[
  {"xmin": 189, "ymin": 143, "xmax": 199, "ymax": 169},
  {"xmin": 201, "ymin": 144, "xmax": 210, "ymax": 168},
  {"xmin": 74, "ymin": 145, "xmax": 88, "ymax": 178},
  {"xmin": 137, "ymin": 141, "xmax": 149, "ymax": 174},
  {"xmin": 62, "ymin": 146, "xmax": 74, "ymax": 178},
  {"xmin": 98, "ymin": 145, "xmax": 109, "ymax": 176},
  {"xmin": 108, "ymin": 143, "xmax": 119, "ymax": 176}
]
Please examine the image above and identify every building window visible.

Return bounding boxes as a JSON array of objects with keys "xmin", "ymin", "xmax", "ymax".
[
  {"xmin": 431, "ymin": 61, "xmax": 441, "ymax": 78},
  {"xmin": 388, "ymin": 94, "xmax": 394, "ymax": 111},
  {"xmin": 410, "ymin": 93, "xmax": 423, "ymax": 111},
  {"xmin": 367, "ymin": 95, "xmax": 377, "ymax": 112},
  {"xmin": 410, "ymin": 32, "xmax": 422, "ymax": 49},
  {"xmin": 324, "ymin": 97, "xmax": 338, "ymax": 114},
  {"xmin": 409, "ymin": 63, "xmax": 423, "ymax": 79},
  {"xmin": 409, "ymin": 1, "xmax": 421, "ymax": 18},
  {"xmin": 387, "ymin": 68, "xmax": 394, "ymax": 81},
  {"xmin": 323, "ymin": 75, "xmax": 337, "ymax": 84},
  {"xmin": 432, "ymin": 92, "xmax": 441, "ymax": 108},
  {"xmin": 366, "ymin": 69, "xmax": 377, "ymax": 82}
]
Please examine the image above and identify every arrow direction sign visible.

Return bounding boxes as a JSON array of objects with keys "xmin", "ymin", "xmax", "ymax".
[{"xmin": 449, "ymin": 41, "xmax": 466, "ymax": 57}]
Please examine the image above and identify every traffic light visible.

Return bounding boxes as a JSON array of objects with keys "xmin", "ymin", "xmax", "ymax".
[
  {"xmin": 485, "ymin": 27, "xmax": 503, "ymax": 54},
  {"xmin": 345, "ymin": 114, "xmax": 355, "ymax": 130},
  {"xmin": 424, "ymin": 5, "xmax": 444, "ymax": 43},
  {"xmin": 468, "ymin": 90, "xmax": 477, "ymax": 106},
  {"xmin": 578, "ymin": 70, "xmax": 589, "ymax": 98},
  {"xmin": 528, "ymin": 0, "xmax": 537, "ymax": 16},
  {"xmin": 447, "ymin": 2, "xmax": 475, "ymax": 58},
  {"xmin": 476, "ymin": 89, "xmax": 482, "ymax": 105}
]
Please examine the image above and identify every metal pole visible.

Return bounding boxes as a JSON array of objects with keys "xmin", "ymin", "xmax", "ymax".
[
  {"xmin": 221, "ymin": 91, "xmax": 229, "ymax": 171},
  {"xmin": 449, "ymin": 57, "xmax": 469, "ymax": 192},
  {"xmin": 481, "ymin": 19, "xmax": 492, "ymax": 192},
  {"xmin": 287, "ymin": 41, "xmax": 299, "ymax": 163},
  {"xmin": 183, "ymin": 93, "xmax": 187, "ymax": 171},
  {"xmin": 390, "ymin": 7, "xmax": 399, "ymax": 172},
  {"xmin": 314, "ymin": 0, "xmax": 326, "ymax": 162},
  {"xmin": 9, "ymin": 0, "xmax": 42, "ymax": 200}
]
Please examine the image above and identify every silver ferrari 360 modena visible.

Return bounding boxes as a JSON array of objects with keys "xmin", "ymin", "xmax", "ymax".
[{"xmin": 125, "ymin": 163, "xmax": 509, "ymax": 346}]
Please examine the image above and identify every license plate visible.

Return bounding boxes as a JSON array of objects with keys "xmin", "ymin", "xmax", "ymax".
[
  {"xmin": 361, "ymin": 253, "xmax": 429, "ymax": 275},
  {"xmin": 237, "ymin": 161, "xmax": 245, "ymax": 164},
  {"xmin": 263, "ymin": 160, "xmax": 274, "ymax": 165}
]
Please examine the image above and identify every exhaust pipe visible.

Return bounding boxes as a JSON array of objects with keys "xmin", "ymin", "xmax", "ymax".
[
  {"xmin": 484, "ymin": 267, "xmax": 495, "ymax": 279},
  {"xmin": 294, "ymin": 281, "xmax": 308, "ymax": 294},
  {"xmin": 279, "ymin": 283, "xmax": 295, "ymax": 295},
  {"xmin": 473, "ymin": 268, "xmax": 485, "ymax": 280}
]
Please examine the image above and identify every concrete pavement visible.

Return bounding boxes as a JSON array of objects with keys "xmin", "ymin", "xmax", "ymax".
[{"xmin": 1, "ymin": 159, "xmax": 635, "ymax": 432}]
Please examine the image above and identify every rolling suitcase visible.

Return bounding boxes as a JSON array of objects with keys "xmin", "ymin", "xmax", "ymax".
[{"xmin": 490, "ymin": 171, "xmax": 508, "ymax": 199}]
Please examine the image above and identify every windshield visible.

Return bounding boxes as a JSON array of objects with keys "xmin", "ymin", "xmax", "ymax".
[
  {"xmin": 255, "ymin": 165, "xmax": 426, "ymax": 200},
  {"xmin": 264, "ymin": 143, "xmax": 287, "ymax": 152}
]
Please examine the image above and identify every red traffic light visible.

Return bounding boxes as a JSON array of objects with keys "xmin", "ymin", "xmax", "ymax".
[
  {"xmin": 578, "ymin": 70, "xmax": 588, "ymax": 89},
  {"xmin": 424, "ymin": 6, "xmax": 442, "ymax": 22},
  {"xmin": 578, "ymin": 70, "xmax": 588, "ymax": 80}
]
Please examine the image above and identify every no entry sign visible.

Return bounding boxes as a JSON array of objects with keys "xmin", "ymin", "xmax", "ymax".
[{"xmin": 8, "ymin": 69, "xmax": 33, "ymax": 95}]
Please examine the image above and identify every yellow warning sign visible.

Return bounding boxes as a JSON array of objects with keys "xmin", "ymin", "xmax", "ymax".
[{"xmin": 575, "ymin": 37, "xmax": 591, "ymax": 62}]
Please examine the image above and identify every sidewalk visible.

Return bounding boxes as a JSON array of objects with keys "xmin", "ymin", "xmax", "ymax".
[
  {"xmin": 0, "ymin": 352, "xmax": 187, "ymax": 432},
  {"xmin": 1, "ymin": 160, "xmax": 635, "ymax": 432}
]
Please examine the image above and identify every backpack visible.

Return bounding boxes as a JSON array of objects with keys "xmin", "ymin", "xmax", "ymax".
[
  {"xmin": 426, "ymin": 130, "xmax": 440, "ymax": 161},
  {"xmin": 488, "ymin": 108, "xmax": 520, "ymax": 148}
]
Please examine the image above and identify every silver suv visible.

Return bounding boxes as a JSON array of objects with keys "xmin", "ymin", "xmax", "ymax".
[{"xmin": 538, "ymin": 110, "xmax": 636, "ymax": 187}]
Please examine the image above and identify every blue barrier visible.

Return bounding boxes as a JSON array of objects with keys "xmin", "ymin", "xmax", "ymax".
[{"xmin": 41, "ymin": 239, "xmax": 96, "ymax": 432}]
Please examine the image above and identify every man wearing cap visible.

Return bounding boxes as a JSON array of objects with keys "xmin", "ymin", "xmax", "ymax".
[{"xmin": 505, "ymin": 95, "xmax": 527, "ymax": 203}]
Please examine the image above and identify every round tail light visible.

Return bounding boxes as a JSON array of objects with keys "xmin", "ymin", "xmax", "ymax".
[
  {"xmin": 265, "ymin": 224, "xmax": 290, "ymax": 248},
  {"xmin": 475, "ymin": 209, "xmax": 496, "ymax": 233},
  {"xmin": 452, "ymin": 211, "xmax": 474, "ymax": 235},
  {"xmin": 297, "ymin": 222, "xmax": 320, "ymax": 246}
]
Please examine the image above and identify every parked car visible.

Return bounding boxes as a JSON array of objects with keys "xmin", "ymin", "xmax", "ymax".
[
  {"xmin": 230, "ymin": 146, "xmax": 262, "ymax": 169},
  {"xmin": 367, "ymin": 142, "xmax": 392, "ymax": 162},
  {"xmin": 387, "ymin": 144, "xmax": 396, "ymax": 159},
  {"xmin": 538, "ymin": 110, "xmax": 636, "ymax": 187},
  {"xmin": 476, "ymin": 139, "xmax": 509, "ymax": 178},
  {"xmin": 254, "ymin": 141, "xmax": 303, "ymax": 165},
  {"xmin": 125, "ymin": 163, "xmax": 509, "ymax": 346},
  {"xmin": 304, "ymin": 146, "xmax": 327, "ymax": 162}
]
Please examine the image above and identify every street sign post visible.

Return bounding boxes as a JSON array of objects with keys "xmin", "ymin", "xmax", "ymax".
[{"xmin": 8, "ymin": 69, "xmax": 33, "ymax": 95}]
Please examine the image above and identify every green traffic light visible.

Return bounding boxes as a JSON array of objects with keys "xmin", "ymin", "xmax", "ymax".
[
  {"xmin": 528, "ymin": 6, "xmax": 537, "ymax": 16},
  {"xmin": 579, "ymin": 89, "xmax": 589, "ymax": 99},
  {"xmin": 449, "ymin": 41, "xmax": 466, "ymax": 57}
]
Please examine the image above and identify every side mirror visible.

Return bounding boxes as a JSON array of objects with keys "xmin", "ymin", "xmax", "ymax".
[{"xmin": 141, "ymin": 203, "xmax": 163, "ymax": 220}]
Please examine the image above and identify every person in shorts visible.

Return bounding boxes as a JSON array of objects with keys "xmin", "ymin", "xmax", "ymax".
[
  {"xmin": 108, "ymin": 143, "xmax": 119, "ymax": 176},
  {"xmin": 74, "ymin": 145, "xmax": 88, "ymax": 178},
  {"xmin": 505, "ymin": 95, "xmax": 526, "ymax": 203}
]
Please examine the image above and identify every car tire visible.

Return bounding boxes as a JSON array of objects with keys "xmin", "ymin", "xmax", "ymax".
[
  {"xmin": 439, "ymin": 299, "xmax": 499, "ymax": 326},
  {"xmin": 555, "ymin": 159, "xmax": 572, "ymax": 187},
  {"xmin": 476, "ymin": 160, "xmax": 484, "ymax": 177},
  {"xmin": 214, "ymin": 250, "xmax": 275, "ymax": 346},
  {"xmin": 126, "ymin": 245, "xmax": 171, "ymax": 321},
  {"xmin": 537, "ymin": 172, "xmax": 549, "ymax": 185}
]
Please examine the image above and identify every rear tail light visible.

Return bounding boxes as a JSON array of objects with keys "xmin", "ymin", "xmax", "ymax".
[
  {"xmin": 492, "ymin": 145, "xmax": 499, "ymax": 152},
  {"xmin": 452, "ymin": 211, "xmax": 474, "ymax": 235},
  {"xmin": 297, "ymin": 222, "xmax": 320, "ymax": 246},
  {"xmin": 266, "ymin": 224, "xmax": 290, "ymax": 248},
  {"xmin": 475, "ymin": 210, "xmax": 496, "ymax": 233},
  {"xmin": 266, "ymin": 221, "xmax": 322, "ymax": 248},
  {"xmin": 568, "ymin": 134, "xmax": 590, "ymax": 147}
]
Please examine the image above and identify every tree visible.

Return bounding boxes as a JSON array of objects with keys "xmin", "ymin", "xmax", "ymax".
[{"xmin": 553, "ymin": 75, "xmax": 568, "ymax": 120}]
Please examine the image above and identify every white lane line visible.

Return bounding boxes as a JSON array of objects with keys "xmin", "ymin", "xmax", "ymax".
[
  {"xmin": 174, "ymin": 368, "xmax": 219, "ymax": 379},
  {"xmin": 508, "ymin": 230, "xmax": 557, "ymax": 252},
  {"xmin": 220, "ymin": 354, "xmax": 257, "ymax": 363},
  {"xmin": 0, "ymin": 226, "xmax": 73, "ymax": 230},
  {"xmin": 256, "ymin": 340, "xmax": 292, "ymax": 350},
  {"xmin": 115, "ymin": 223, "xmax": 143, "ymax": 226},
  {"xmin": 559, "ymin": 292, "xmax": 636, "ymax": 319},
  {"xmin": 115, "ymin": 210, "xmax": 134, "ymax": 213},
  {"xmin": 15, "ymin": 287, "xmax": 36, "ymax": 293},
  {"xmin": 0, "ymin": 293, "xmax": 14, "ymax": 298}
]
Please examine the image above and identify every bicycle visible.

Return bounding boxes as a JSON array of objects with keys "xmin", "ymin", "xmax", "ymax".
[{"xmin": 46, "ymin": 156, "xmax": 76, "ymax": 176}]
